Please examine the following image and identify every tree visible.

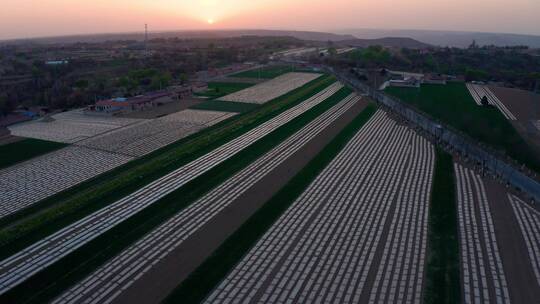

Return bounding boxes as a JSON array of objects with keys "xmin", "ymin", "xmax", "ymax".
[
  {"xmin": 328, "ymin": 47, "xmax": 338, "ymax": 56},
  {"xmin": 0, "ymin": 95, "xmax": 10, "ymax": 116},
  {"xmin": 74, "ymin": 79, "xmax": 89, "ymax": 89},
  {"xmin": 179, "ymin": 73, "xmax": 188, "ymax": 84},
  {"xmin": 465, "ymin": 68, "xmax": 489, "ymax": 81},
  {"xmin": 150, "ymin": 72, "xmax": 172, "ymax": 90}
]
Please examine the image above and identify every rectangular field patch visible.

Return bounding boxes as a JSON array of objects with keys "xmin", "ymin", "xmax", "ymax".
[{"xmin": 218, "ymin": 72, "xmax": 322, "ymax": 104}]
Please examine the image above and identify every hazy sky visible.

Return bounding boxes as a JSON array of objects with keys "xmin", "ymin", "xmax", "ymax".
[{"xmin": 1, "ymin": 0, "xmax": 539, "ymax": 40}]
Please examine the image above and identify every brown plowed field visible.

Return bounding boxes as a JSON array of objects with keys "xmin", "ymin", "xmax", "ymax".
[{"xmin": 490, "ymin": 86, "xmax": 540, "ymax": 152}]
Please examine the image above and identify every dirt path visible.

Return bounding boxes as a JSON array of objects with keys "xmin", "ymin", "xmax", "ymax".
[{"xmin": 113, "ymin": 99, "xmax": 370, "ymax": 304}]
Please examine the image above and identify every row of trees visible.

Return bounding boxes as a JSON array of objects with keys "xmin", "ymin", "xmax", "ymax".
[
  {"xmin": 0, "ymin": 36, "xmax": 285, "ymax": 114},
  {"xmin": 322, "ymin": 44, "xmax": 540, "ymax": 90}
]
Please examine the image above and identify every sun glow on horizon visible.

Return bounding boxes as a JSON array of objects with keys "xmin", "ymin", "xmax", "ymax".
[{"xmin": 0, "ymin": 0, "xmax": 539, "ymax": 40}]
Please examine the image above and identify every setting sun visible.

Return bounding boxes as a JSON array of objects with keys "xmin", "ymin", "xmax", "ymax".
[{"xmin": 207, "ymin": 18, "xmax": 215, "ymax": 25}]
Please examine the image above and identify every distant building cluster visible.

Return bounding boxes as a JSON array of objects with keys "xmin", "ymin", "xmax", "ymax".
[
  {"xmin": 88, "ymin": 86, "xmax": 194, "ymax": 114},
  {"xmin": 383, "ymin": 70, "xmax": 455, "ymax": 89}
]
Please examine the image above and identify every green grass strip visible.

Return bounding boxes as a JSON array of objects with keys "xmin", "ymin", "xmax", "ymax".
[
  {"xmin": 190, "ymin": 100, "xmax": 260, "ymax": 113},
  {"xmin": 0, "ymin": 138, "xmax": 67, "ymax": 170},
  {"xmin": 385, "ymin": 83, "xmax": 540, "ymax": 173},
  {"xmin": 0, "ymin": 86, "xmax": 355, "ymax": 304},
  {"xmin": 0, "ymin": 75, "xmax": 335, "ymax": 259},
  {"xmin": 424, "ymin": 148, "xmax": 461, "ymax": 304},
  {"xmin": 163, "ymin": 103, "xmax": 377, "ymax": 304}
]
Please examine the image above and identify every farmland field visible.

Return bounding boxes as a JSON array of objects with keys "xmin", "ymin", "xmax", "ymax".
[
  {"xmin": 199, "ymin": 110, "xmax": 436, "ymax": 303},
  {"xmin": 3, "ymin": 68, "xmax": 540, "ymax": 304},
  {"xmin": 190, "ymin": 100, "xmax": 259, "ymax": 113},
  {"xmin": 385, "ymin": 82, "xmax": 540, "ymax": 172},
  {"xmin": 424, "ymin": 149, "xmax": 460, "ymax": 304},
  {"xmin": 50, "ymin": 87, "xmax": 359, "ymax": 304},
  {"xmin": 0, "ymin": 80, "xmax": 350, "ymax": 303},
  {"xmin": 164, "ymin": 103, "xmax": 377, "ymax": 304},
  {"xmin": 0, "ymin": 139, "xmax": 66, "ymax": 170},
  {"xmin": 0, "ymin": 110, "xmax": 236, "ymax": 219},
  {"xmin": 0, "ymin": 75, "xmax": 335, "ymax": 275},
  {"xmin": 195, "ymin": 82, "xmax": 254, "ymax": 99},
  {"xmin": 230, "ymin": 65, "xmax": 297, "ymax": 79},
  {"xmin": 219, "ymin": 73, "xmax": 322, "ymax": 104}
]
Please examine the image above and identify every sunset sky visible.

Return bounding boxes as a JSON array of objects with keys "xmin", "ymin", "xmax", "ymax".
[{"xmin": 1, "ymin": 0, "xmax": 539, "ymax": 40}]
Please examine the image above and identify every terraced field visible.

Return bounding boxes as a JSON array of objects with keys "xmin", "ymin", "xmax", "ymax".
[
  {"xmin": 3, "ymin": 75, "xmax": 540, "ymax": 304},
  {"xmin": 8, "ymin": 110, "xmax": 143, "ymax": 143},
  {"xmin": 219, "ymin": 73, "xmax": 322, "ymax": 104},
  {"xmin": 78, "ymin": 110, "xmax": 235, "ymax": 157},
  {"xmin": 0, "ymin": 109, "xmax": 237, "ymax": 218},
  {"xmin": 54, "ymin": 92, "xmax": 360, "ymax": 304},
  {"xmin": 230, "ymin": 66, "xmax": 296, "ymax": 79},
  {"xmin": 455, "ymin": 164, "xmax": 510, "ymax": 304},
  {"xmin": 0, "ymin": 147, "xmax": 134, "ymax": 218},
  {"xmin": 0, "ymin": 138, "xmax": 67, "ymax": 170},
  {"xmin": 0, "ymin": 80, "xmax": 345, "ymax": 302},
  {"xmin": 205, "ymin": 111, "xmax": 436, "ymax": 303}
]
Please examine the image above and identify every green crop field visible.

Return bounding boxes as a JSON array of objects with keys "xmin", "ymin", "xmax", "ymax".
[
  {"xmin": 190, "ymin": 100, "xmax": 259, "ymax": 113},
  {"xmin": 0, "ymin": 138, "xmax": 67, "ymax": 170},
  {"xmin": 163, "ymin": 103, "xmax": 377, "ymax": 304},
  {"xmin": 230, "ymin": 65, "xmax": 297, "ymax": 79},
  {"xmin": 195, "ymin": 82, "xmax": 254, "ymax": 99},
  {"xmin": 385, "ymin": 82, "xmax": 540, "ymax": 172},
  {"xmin": 424, "ymin": 148, "xmax": 460, "ymax": 304}
]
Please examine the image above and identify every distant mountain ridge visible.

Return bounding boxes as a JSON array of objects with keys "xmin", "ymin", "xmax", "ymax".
[
  {"xmin": 0, "ymin": 29, "xmax": 356, "ymax": 45},
  {"xmin": 337, "ymin": 28, "xmax": 540, "ymax": 48},
  {"xmin": 0, "ymin": 29, "xmax": 428, "ymax": 49},
  {"xmin": 337, "ymin": 37, "xmax": 431, "ymax": 49}
]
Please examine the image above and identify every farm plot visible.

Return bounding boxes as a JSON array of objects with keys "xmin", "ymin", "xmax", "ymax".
[
  {"xmin": 488, "ymin": 86, "xmax": 540, "ymax": 123},
  {"xmin": 508, "ymin": 195, "xmax": 540, "ymax": 287},
  {"xmin": 0, "ymin": 138, "xmax": 67, "ymax": 170},
  {"xmin": 230, "ymin": 66, "xmax": 296, "ymax": 79},
  {"xmin": 8, "ymin": 110, "xmax": 143, "ymax": 143},
  {"xmin": 195, "ymin": 82, "xmax": 255, "ymax": 100},
  {"xmin": 0, "ymin": 147, "xmax": 134, "ymax": 218},
  {"xmin": 78, "ymin": 110, "xmax": 236, "ymax": 157},
  {"xmin": 0, "ymin": 110, "xmax": 235, "ymax": 217},
  {"xmin": 385, "ymin": 82, "xmax": 540, "ymax": 173},
  {"xmin": 466, "ymin": 83, "xmax": 516, "ymax": 120},
  {"xmin": 205, "ymin": 111, "xmax": 435, "ymax": 303},
  {"xmin": 53, "ymin": 93, "xmax": 360, "ymax": 304},
  {"xmin": 0, "ymin": 82, "xmax": 343, "ymax": 296},
  {"xmin": 454, "ymin": 164, "xmax": 510, "ymax": 304},
  {"xmin": 219, "ymin": 73, "xmax": 322, "ymax": 104}
]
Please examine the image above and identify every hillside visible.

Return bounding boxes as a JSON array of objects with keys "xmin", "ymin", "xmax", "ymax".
[
  {"xmin": 337, "ymin": 37, "xmax": 431, "ymax": 49},
  {"xmin": 338, "ymin": 28, "xmax": 540, "ymax": 48},
  {"xmin": 1, "ymin": 29, "xmax": 356, "ymax": 45}
]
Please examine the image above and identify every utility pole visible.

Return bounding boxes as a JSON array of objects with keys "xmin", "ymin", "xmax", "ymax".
[{"xmin": 144, "ymin": 24, "xmax": 148, "ymax": 56}]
